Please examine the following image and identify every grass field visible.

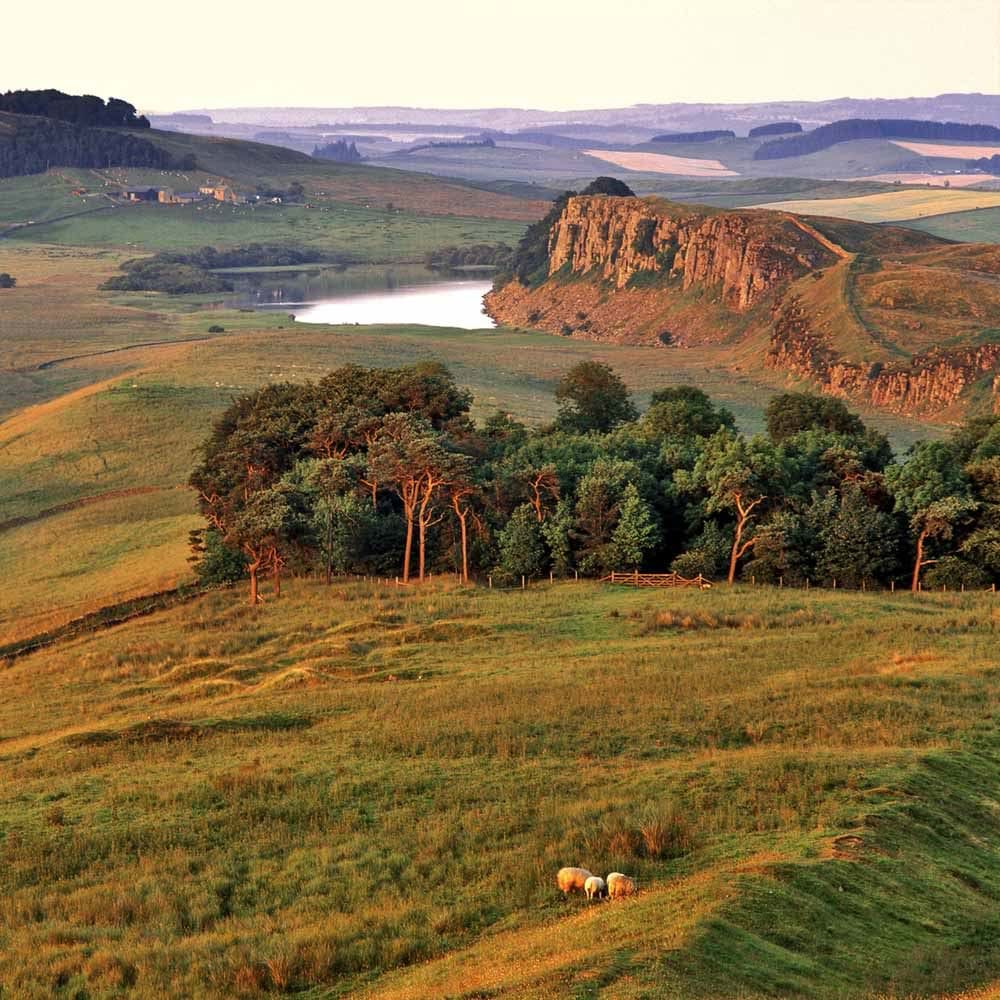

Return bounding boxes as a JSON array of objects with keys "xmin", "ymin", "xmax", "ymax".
[
  {"xmin": 902, "ymin": 206, "xmax": 1000, "ymax": 243},
  {"xmin": 3, "ymin": 198, "xmax": 529, "ymax": 256},
  {"xmin": 752, "ymin": 188, "xmax": 1000, "ymax": 223},
  {"xmin": 1, "ymin": 580, "xmax": 998, "ymax": 998}
]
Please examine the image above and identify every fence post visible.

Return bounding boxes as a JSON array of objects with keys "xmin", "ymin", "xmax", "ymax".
[
  {"xmin": 521, "ymin": 575, "xmax": 526, "ymax": 590},
  {"xmin": 833, "ymin": 578, "xmax": 837, "ymax": 590},
  {"xmin": 634, "ymin": 569, "xmax": 639, "ymax": 586},
  {"xmin": 806, "ymin": 577, "xmax": 809, "ymax": 590},
  {"xmin": 751, "ymin": 575, "xmax": 756, "ymax": 587},
  {"xmin": 891, "ymin": 579, "xmax": 894, "ymax": 593},
  {"xmin": 488, "ymin": 575, "xmax": 493, "ymax": 589},
  {"xmin": 550, "ymin": 570, "xmax": 554, "ymax": 583},
  {"xmin": 861, "ymin": 579, "xmax": 866, "ymax": 593},
  {"xmin": 779, "ymin": 576, "xmax": 783, "ymax": 589},
  {"xmin": 574, "ymin": 570, "xmax": 579, "ymax": 582}
]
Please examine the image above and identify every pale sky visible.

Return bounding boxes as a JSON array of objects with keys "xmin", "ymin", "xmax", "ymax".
[{"xmin": 5, "ymin": 0, "xmax": 999, "ymax": 112}]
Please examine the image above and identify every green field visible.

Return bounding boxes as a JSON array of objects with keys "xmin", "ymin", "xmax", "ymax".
[
  {"xmin": 1, "ymin": 580, "xmax": 998, "ymax": 998},
  {"xmin": 3, "ymin": 199, "xmax": 528, "ymax": 256},
  {"xmin": 903, "ymin": 206, "xmax": 1000, "ymax": 243}
]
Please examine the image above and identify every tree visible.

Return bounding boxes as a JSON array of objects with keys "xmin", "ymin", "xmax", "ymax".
[
  {"xmin": 765, "ymin": 392, "xmax": 865, "ymax": 443},
  {"xmin": 230, "ymin": 486, "xmax": 304, "ymax": 605},
  {"xmin": 555, "ymin": 362, "xmax": 637, "ymax": 434},
  {"xmin": 814, "ymin": 484, "xmax": 899, "ymax": 587},
  {"xmin": 681, "ymin": 431, "xmax": 788, "ymax": 584},
  {"xmin": 886, "ymin": 441, "xmax": 975, "ymax": 592},
  {"xmin": 365, "ymin": 414, "xmax": 464, "ymax": 582},
  {"xmin": 580, "ymin": 176, "xmax": 635, "ymax": 197},
  {"xmin": 496, "ymin": 504, "xmax": 547, "ymax": 581},
  {"xmin": 610, "ymin": 483, "xmax": 659, "ymax": 570}
]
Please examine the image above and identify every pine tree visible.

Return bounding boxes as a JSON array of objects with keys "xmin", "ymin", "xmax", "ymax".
[
  {"xmin": 496, "ymin": 504, "xmax": 547, "ymax": 581},
  {"xmin": 610, "ymin": 483, "xmax": 659, "ymax": 570}
]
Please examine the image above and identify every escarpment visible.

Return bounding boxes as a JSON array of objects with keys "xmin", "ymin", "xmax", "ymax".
[{"xmin": 485, "ymin": 193, "xmax": 1000, "ymax": 418}]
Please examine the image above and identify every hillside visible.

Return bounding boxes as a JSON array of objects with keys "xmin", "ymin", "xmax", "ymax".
[
  {"xmin": 486, "ymin": 194, "xmax": 1000, "ymax": 418},
  {"xmin": 1, "ymin": 579, "xmax": 998, "ymax": 997}
]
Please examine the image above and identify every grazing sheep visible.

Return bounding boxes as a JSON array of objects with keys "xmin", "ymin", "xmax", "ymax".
[
  {"xmin": 585, "ymin": 875, "xmax": 607, "ymax": 901},
  {"xmin": 556, "ymin": 866, "xmax": 593, "ymax": 896},
  {"xmin": 607, "ymin": 872, "xmax": 637, "ymax": 899}
]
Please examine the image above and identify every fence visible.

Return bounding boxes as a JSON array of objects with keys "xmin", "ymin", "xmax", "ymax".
[{"xmin": 600, "ymin": 571, "xmax": 713, "ymax": 590}]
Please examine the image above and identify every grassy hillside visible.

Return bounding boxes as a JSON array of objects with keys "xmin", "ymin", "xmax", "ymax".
[
  {"xmin": 903, "ymin": 206, "xmax": 1000, "ymax": 243},
  {"xmin": 1, "ymin": 580, "xmax": 998, "ymax": 998}
]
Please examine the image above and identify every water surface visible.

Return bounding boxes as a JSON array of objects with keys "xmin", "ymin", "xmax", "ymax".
[{"xmin": 229, "ymin": 265, "xmax": 495, "ymax": 329}]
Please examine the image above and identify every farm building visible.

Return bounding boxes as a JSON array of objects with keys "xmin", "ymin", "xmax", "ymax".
[{"xmin": 198, "ymin": 184, "xmax": 239, "ymax": 203}]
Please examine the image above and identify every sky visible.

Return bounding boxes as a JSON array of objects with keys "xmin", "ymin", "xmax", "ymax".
[{"xmin": 5, "ymin": 0, "xmax": 999, "ymax": 112}]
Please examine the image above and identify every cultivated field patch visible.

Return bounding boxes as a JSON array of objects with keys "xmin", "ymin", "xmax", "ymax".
[
  {"xmin": 753, "ymin": 187, "xmax": 1000, "ymax": 222},
  {"xmin": 892, "ymin": 139, "xmax": 1000, "ymax": 159},
  {"xmin": 583, "ymin": 149, "xmax": 739, "ymax": 177}
]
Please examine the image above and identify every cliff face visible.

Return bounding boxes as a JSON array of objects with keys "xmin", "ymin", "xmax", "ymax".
[
  {"xmin": 485, "ymin": 194, "xmax": 1000, "ymax": 419},
  {"xmin": 544, "ymin": 196, "xmax": 837, "ymax": 310},
  {"xmin": 767, "ymin": 296, "xmax": 1000, "ymax": 416}
]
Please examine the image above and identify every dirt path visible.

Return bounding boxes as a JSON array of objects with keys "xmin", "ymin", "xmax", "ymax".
[{"xmin": 29, "ymin": 334, "xmax": 218, "ymax": 371}]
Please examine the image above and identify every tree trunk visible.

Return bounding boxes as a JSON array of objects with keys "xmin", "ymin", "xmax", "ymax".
[
  {"xmin": 419, "ymin": 518, "xmax": 427, "ymax": 582},
  {"xmin": 911, "ymin": 528, "xmax": 928, "ymax": 593},
  {"xmin": 325, "ymin": 511, "xmax": 333, "ymax": 585},
  {"xmin": 728, "ymin": 517, "xmax": 745, "ymax": 585},
  {"xmin": 459, "ymin": 512, "xmax": 469, "ymax": 584},
  {"xmin": 402, "ymin": 514, "xmax": 414, "ymax": 583}
]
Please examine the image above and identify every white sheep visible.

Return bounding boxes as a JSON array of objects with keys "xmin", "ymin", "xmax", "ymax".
[
  {"xmin": 556, "ymin": 866, "xmax": 593, "ymax": 896},
  {"xmin": 606, "ymin": 872, "xmax": 637, "ymax": 899},
  {"xmin": 584, "ymin": 875, "xmax": 607, "ymax": 901}
]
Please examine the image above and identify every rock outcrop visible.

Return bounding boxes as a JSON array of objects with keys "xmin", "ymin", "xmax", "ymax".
[
  {"xmin": 485, "ymin": 193, "xmax": 1000, "ymax": 419},
  {"xmin": 768, "ymin": 296, "xmax": 1000, "ymax": 415},
  {"xmin": 544, "ymin": 196, "xmax": 837, "ymax": 309}
]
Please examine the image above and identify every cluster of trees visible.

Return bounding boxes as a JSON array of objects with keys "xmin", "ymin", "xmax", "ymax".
[
  {"xmin": 189, "ymin": 360, "xmax": 1000, "ymax": 604},
  {"xmin": 312, "ymin": 140, "xmax": 363, "ymax": 163},
  {"xmin": 0, "ymin": 273, "xmax": 15, "ymax": 289},
  {"xmin": 755, "ymin": 118, "xmax": 1000, "ymax": 160},
  {"xmin": 0, "ymin": 90, "xmax": 149, "ymax": 128},
  {"xmin": 424, "ymin": 243, "xmax": 514, "ymax": 271},
  {"xmin": 101, "ymin": 244, "xmax": 329, "ymax": 295},
  {"xmin": 748, "ymin": 122, "xmax": 802, "ymax": 138},
  {"xmin": 493, "ymin": 176, "xmax": 636, "ymax": 290},
  {"xmin": 971, "ymin": 154, "xmax": 1000, "ymax": 175},
  {"xmin": 651, "ymin": 130, "xmax": 735, "ymax": 143},
  {"xmin": 0, "ymin": 116, "xmax": 173, "ymax": 178}
]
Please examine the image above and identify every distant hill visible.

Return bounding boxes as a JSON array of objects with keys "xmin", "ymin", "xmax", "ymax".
[
  {"xmin": 756, "ymin": 118, "xmax": 1000, "ymax": 160},
  {"xmin": 0, "ymin": 111, "xmax": 176, "ymax": 178},
  {"xmin": 170, "ymin": 94, "xmax": 1000, "ymax": 132}
]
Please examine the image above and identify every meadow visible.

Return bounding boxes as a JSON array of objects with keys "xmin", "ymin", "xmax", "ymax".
[{"xmin": 0, "ymin": 579, "xmax": 998, "ymax": 998}]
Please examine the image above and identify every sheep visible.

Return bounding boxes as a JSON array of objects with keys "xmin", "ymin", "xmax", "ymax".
[
  {"xmin": 584, "ymin": 875, "xmax": 607, "ymax": 901},
  {"xmin": 606, "ymin": 872, "xmax": 637, "ymax": 899},
  {"xmin": 556, "ymin": 866, "xmax": 593, "ymax": 896}
]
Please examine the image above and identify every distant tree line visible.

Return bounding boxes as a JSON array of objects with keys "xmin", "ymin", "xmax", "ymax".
[
  {"xmin": 970, "ymin": 154, "xmax": 1000, "ymax": 175},
  {"xmin": 651, "ymin": 130, "xmax": 735, "ymax": 143},
  {"xmin": 494, "ymin": 176, "xmax": 635, "ymax": 289},
  {"xmin": 424, "ymin": 243, "xmax": 514, "ymax": 271},
  {"xmin": 754, "ymin": 118, "xmax": 1000, "ymax": 160},
  {"xmin": 0, "ymin": 116, "xmax": 174, "ymax": 178},
  {"xmin": 189, "ymin": 359, "xmax": 1000, "ymax": 604},
  {"xmin": 748, "ymin": 121, "xmax": 802, "ymax": 138},
  {"xmin": 312, "ymin": 140, "xmax": 363, "ymax": 163},
  {"xmin": 0, "ymin": 90, "xmax": 149, "ymax": 128},
  {"xmin": 100, "ymin": 244, "xmax": 335, "ymax": 295}
]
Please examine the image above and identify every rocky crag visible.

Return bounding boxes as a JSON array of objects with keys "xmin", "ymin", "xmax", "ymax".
[{"xmin": 485, "ymin": 195, "xmax": 1000, "ymax": 418}]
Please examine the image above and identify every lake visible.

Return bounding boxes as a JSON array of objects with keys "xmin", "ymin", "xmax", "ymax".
[{"xmin": 227, "ymin": 265, "xmax": 496, "ymax": 329}]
